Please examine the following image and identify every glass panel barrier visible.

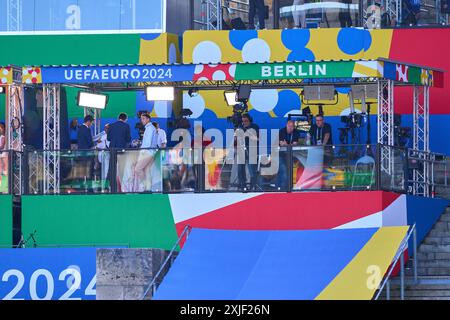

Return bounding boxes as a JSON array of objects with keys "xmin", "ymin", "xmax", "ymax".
[
  {"xmin": 116, "ymin": 148, "xmax": 163, "ymax": 193},
  {"xmin": 162, "ymin": 147, "xmax": 197, "ymax": 193},
  {"xmin": 26, "ymin": 149, "xmax": 111, "ymax": 194},
  {"xmin": 292, "ymin": 144, "xmax": 378, "ymax": 191},
  {"xmin": 0, "ymin": 150, "xmax": 10, "ymax": 194},
  {"xmin": 379, "ymin": 145, "xmax": 407, "ymax": 193},
  {"xmin": 203, "ymin": 146, "xmax": 289, "ymax": 192}
]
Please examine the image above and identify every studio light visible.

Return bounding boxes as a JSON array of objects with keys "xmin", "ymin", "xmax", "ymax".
[
  {"xmin": 237, "ymin": 84, "xmax": 251, "ymax": 102},
  {"xmin": 145, "ymin": 86, "xmax": 175, "ymax": 101},
  {"xmin": 303, "ymin": 85, "xmax": 335, "ymax": 100},
  {"xmin": 224, "ymin": 90, "xmax": 237, "ymax": 106},
  {"xmin": 77, "ymin": 91, "xmax": 108, "ymax": 109}
]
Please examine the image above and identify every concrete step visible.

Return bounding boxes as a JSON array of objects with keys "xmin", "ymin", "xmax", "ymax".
[
  {"xmin": 382, "ymin": 296, "xmax": 450, "ymax": 300},
  {"xmin": 417, "ymin": 252, "xmax": 450, "ymax": 260},
  {"xmin": 423, "ymin": 237, "xmax": 450, "ymax": 245},
  {"xmin": 386, "ymin": 290, "xmax": 450, "ymax": 298},
  {"xmin": 415, "ymin": 267, "xmax": 450, "ymax": 276},
  {"xmin": 429, "ymin": 221, "xmax": 450, "ymax": 232},
  {"xmin": 419, "ymin": 244, "xmax": 450, "ymax": 253},
  {"xmin": 418, "ymin": 260, "xmax": 450, "ymax": 268},
  {"xmin": 426, "ymin": 229, "xmax": 450, "ymax": 238}
]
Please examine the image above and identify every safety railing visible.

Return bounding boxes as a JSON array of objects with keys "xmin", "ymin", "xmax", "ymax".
[
  {"xmin": 141, "ymin": 225, "xmax": 192, "ymax": 300},
  {"xmin": 0, "ymin": 150, "xmax": 12, "ymax": 195},
  {"xmin": 17, "ymin": 144, "xmax": 449, "ymax": 197},
  {"xmin": 374, "ymin": 223, "xmax": 417, "ymax": 300}
]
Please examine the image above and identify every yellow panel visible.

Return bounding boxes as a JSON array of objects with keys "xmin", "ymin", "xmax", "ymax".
[
  {"xmin": 365, "ymin": 29, "xmax": 394, "ymax": 60},
  {"xmin": 315, "ymin": 226, "xmax": 409, "ymax": 300},
  {"xmin": 307, "ymin": 28, "xmax": 393, "ymax": 61},
  {"xmin": 0, "ymin": 67, "xmax": 13, "ymax": 84},
  {"xmin": 183, "ymin": 30, "xmax": 242, "ymax": 63},
  {"xmin": 139, "ymin": 33, "xmax": 180, "ymax": 64},
  {"xmin": 258, "ymin": 29, "xmax": 290, "ymax": 62}
]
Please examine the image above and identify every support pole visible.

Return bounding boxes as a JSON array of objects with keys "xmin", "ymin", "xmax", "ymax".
[
  {"xmin": 43, "ymin": 84, "xmax": 61, "ymax": 194},
  {"xmin": 413, "ymin": 226, "xmax": 418, "ymax": 283},
  {"xmin": 400, "ymin": 252, "xmax": 405, "ymax": 300}
]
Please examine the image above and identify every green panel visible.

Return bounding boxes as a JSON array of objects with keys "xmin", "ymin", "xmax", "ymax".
[
  {"xmin": 22, "ymin": 194, "xmax": 178, "ymax": 249},
  {"xmin": 66, "ymin": 87, "xmax": 137, "ymax": 119},
  {"xmin": 235, "ymin": 61, "xmax": 356, "ymax": 80},
  {"xmin": 0, "ymin": 34, "xmax": 141, "ymax": 66},
  {"xmin": 0, "ymin": 195, "xmax": 13, "ymax": 247}
]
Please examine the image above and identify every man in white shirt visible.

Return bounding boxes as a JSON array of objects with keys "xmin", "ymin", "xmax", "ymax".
[
  {"xmin": 134, "ymin": 113, "xmax": 158, "ymax": 192},
  {"xmin": 152, "ymin": 121, "xmax": 167, "ymax": 148}
]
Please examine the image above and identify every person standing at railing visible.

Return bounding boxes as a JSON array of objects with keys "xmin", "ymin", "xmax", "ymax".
[
  {"xmin": 277, "ymin": 120, "xmax": 300, "ymax": 189},
  {"xmin": 236, "ymin": 113, "xmax": 259, "ymax": 191},
  {"xmin": 134, "ymin": 113, "xmax": 158, "ymax": 192},
  {"xmin": 152, "ymin": 122, "xmax": 167, "ymax": 149},
  {"xmin": 248, "ymin": 0, "xmax": 266, "ymax": 29},
  {"xmin": 69, "ymin": 119, "xmax": 78, "ymax": 150},
  {"xmin": 293, "ymin": 0, "xmax": 306, "ymax": 28},
  {"xmin": 77, "ymin": 115, "xmax": 94, "ymax": 150},
  {"xmin": 307, "ymin": 114, "xmax": 333, "ymax": 166},
  {"xmin": 107, "ymin": 113, "xmax": 131, "ymax": 149}
]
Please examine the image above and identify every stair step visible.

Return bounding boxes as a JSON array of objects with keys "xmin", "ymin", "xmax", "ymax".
[
  {"xmin": 419, "ymin": 244, "xmax": 450, "ymax": 253},
  {"xmin": 423, "ymin": 237, "xmax": 450, "ymax": 245},
  {"xmin": 427, "ymin": 229, "xmax": 450, "ymax": 238},
  {"xmin": 384, "ymin": 290, "xmax": 450, "ymax": 298},
  {"xmin": 418, "ymin": 260, "xmax": 450, "ymax": 268},
  {"xmin": 415, "ymin": 267, "xmax": 450, "ymax": 276},
  {"xmin": 429, "ymin": 221, "xmax": 450, "ymax": 231},
  {"xmin": 439, "ymin": 214, "xmax": 450, "ymax": 222},
  {"xmin": 381, "ymin": 296, "xmax": 450, "ymax": 300}
]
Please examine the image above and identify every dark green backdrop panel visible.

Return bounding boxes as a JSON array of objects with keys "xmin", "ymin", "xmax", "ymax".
[
  {"xmin": 0, "ymin": 195, "xmax": 13, "ymax": 247},
  {"xmin": 22, "ymin": 194, "xmax": 178, "ymax": 249},
  {"xmin": 0, "ymin": 33, "xmax": 141, "ymax": 122}
]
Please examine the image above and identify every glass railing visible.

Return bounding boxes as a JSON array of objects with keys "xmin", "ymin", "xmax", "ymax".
[
  {"xmin": 292, "ymin": 144, "xmax": 378, "ymax": 191},
  {"xmin": 18, "ymin": 144, "xmax": 448, "ymax": 197},
  {"xmin": 0, "ymin": 150, "xmax": 11, "ymax": 194},
  {"xmin": 25, "ymin": 149, "xmax": 111, "ymax": 195}
]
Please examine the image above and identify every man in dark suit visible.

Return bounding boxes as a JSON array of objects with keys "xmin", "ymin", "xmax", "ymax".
[
  {"xmin": 77, "ymin": 115, "xmax": 94, "ymax": 150},
  {"xmin": 107, "ymin": 113, "xmax": 131, "ymax": 149}
]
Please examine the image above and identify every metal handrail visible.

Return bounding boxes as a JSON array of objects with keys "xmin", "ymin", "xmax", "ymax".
[
  {"xmin": 141, "ymin": 225, "xmax": 192, "ymax": 300},
  {"xmin": 374, "ymin": 223, "xmax": 417, "ymax": 300}
]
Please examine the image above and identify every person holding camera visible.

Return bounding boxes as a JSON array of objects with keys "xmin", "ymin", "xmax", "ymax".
[{"xmin": 236, "ymin": 113, "xmax": 259, "ymax": 191}]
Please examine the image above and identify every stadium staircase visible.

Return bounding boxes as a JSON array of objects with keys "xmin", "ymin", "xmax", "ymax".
[{"xmin": 382, "ymin": 186, "xmax": 450, "ymax": 300}]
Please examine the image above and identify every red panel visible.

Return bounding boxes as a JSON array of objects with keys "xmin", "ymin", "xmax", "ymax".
[
  {"xmin": 390, "ymin": 29, "xmax": 450, "ymax": 114},
  {"xmin": 176, "ymin": 191, "xmax": 400, "ymax": 237}
]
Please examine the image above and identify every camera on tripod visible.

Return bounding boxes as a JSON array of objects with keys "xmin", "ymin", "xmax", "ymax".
[
  {"xmin": 227, "ymin": 102, "xmax": 248, "ymax": 129},
  {"xmin": 168, "ymin": 108, "xmax": 193, "ymax": 130},
  {"xmin": 340, "ymin": 112, "xmax": 363, "ymax": 128}
]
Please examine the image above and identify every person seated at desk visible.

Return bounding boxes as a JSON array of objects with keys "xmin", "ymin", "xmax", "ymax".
[{"xmin": 277, "ymin": 120, "xmax": 300, "ymax": 189}]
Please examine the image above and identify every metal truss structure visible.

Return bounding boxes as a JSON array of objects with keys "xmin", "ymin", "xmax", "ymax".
[
  {"xmin": 6, "ymin": 0, "xmax": 22, "ymax": 31},
  {"xmin": 411, "ymin": 85, "xmax": 430, "ymax": 196},
  {"xmin": 206, "ymin": 0, "xmax": 222, "ymax": 30},
  {"xmin": 42, "ymin": 84, "xmax": 61, "ymax": 194},
  {"xmin": 7, "ymin": 84, "xmax": 23, "ymax": 195},
  {"xmin": 377, "ymin": 79, "xmax": 394, "ymax": 176}
]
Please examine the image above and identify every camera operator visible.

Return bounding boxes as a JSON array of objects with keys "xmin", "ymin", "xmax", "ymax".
[
  {"xmin": 235, "ymin": 113, "xmax": 259, "ymax": 191},
  {"xmin": 306, "ymin": 114, "xmax": 332, "ymax": 146},
  {"xmin": 307, "ymin": 114, "xmax": 333, "ymax": 166}
]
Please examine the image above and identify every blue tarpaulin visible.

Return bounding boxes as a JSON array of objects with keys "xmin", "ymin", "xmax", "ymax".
[{"xmin": 153, "ymin": 228, "xmax": 378, "ymax": 300}]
